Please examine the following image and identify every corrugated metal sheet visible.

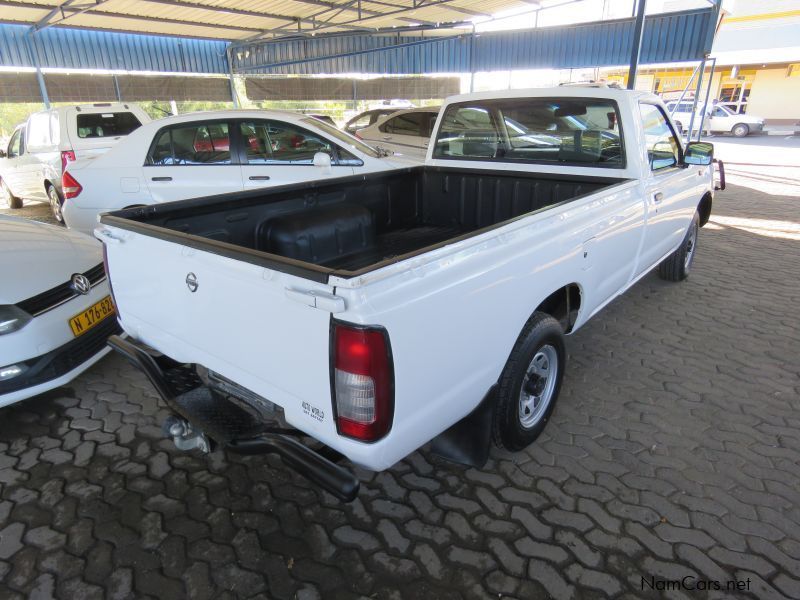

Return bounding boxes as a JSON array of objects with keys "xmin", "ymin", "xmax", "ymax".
[
  {"xmin": 0, "ymin": 0, "xmax": 531, "ymax": 40},
  {"xmin": 234, "ymin": 7, "xmax": 717, "ymax": 74},
  {"xmin": 0, "ymin": 23, "xmax": 229, "ymax": 73}
]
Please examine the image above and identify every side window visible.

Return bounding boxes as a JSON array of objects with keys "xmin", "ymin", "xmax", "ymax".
[
  {"xmin": 261, "ymin": 121, "xmax": 333, "ymax": 165},
  {"xmin": 381, "ymin": 113, "xmax": 425, "ymax": 136},
  {"xmin": 639, "ymin": 103, "xmax": 680, "ymax": 171},
  {"xmin": 350, "ymin": 114, "xmax": 373, "ymax": 129},
  {"xmin": 713, "ymin": 107, "xmax": 727, "ymax": 117},
  {"xmin": 7, "ymin": 130, "xmax": 21, "ymax": 158},
  {"xmin": 27, "ymin": 113, "xmax": 52, "ymax": 148},
  {"xmin": 147, "ymin": 122, "xmax": 231, "ymax": 166}
]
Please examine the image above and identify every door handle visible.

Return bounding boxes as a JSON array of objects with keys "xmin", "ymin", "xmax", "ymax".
[
  {"xmin": 248, "ymin": 175, "xmax": 271, "ymax": 181},
  {"xmin": 151, "ymin": 176, "xmax": 172, "ymax": 182},
  {"xmin": 653, "ymin": 192, "xmax": 664, "ymax": 203}
]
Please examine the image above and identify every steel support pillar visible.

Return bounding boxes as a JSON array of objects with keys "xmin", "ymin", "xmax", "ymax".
[
  {"xmin": 626, "ymin": 0, "xmax": 647, "ymax": 90},
  {"xmin": 695, "ymin": 57, "xmax": 717, "ymax": 140},
  {"xmin": 687, "ymin": 58, "xmax": 706, "ymax": 139}
]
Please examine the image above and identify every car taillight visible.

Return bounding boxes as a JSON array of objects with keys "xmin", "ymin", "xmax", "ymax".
[
  {"xmin": 62, "ymin": 171, "xmax": 82, "ymax": 199},
  {"xmin": 332, "ymin": 323, "xmax": 393, "ymax": 442},
  {"xmin": 61, "ymin": 150, "xmax": 76, "ymax": 173}
]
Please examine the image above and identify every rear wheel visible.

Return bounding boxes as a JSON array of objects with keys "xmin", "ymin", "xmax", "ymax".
[
  {"xmin": 658, "ymin": 211, "xmax": 699, "ymax": 282},
  {"xmin": 47, "ymin": 184, "xmax": 64, "ymax": 223},
  {"xmin": 1, "ymin": 179, "xmax": 22, "ymax": 209},
  {"xmin": 732, "ymin": 123, "xmax": 750, "ymax": 138},
  {"xmin": 492, "ymin": 312, "xmax": 566, "ymax": 451}
]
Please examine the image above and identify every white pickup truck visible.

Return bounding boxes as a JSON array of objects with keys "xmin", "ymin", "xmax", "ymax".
[{"xmin": 97, "ymin": 88, "xmax": 723, "ymax": 501}]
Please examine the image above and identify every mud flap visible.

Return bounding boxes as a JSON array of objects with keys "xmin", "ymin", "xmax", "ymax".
[{"xmin": 429, "ymin": 386, "xmax": 496, "ymax": 468}]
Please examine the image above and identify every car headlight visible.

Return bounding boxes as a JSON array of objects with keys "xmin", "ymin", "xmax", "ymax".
[{"xmin": 0, "ymin": 305, "xmax": 32, "ymax": 335}]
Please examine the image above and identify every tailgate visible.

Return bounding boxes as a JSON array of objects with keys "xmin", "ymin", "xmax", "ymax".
[{"xmin": 101, "ymin": 226, "xmax": 338, "ymax": 435}]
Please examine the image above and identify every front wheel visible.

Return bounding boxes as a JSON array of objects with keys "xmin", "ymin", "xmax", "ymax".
[
  {"xmin": 1, "ymin": 179, "xmax": 22, "ymax": 209},
  {"xmin": 658, "ymin": 211, "xmax": 699, "ymax": 282},
  {"xmin": 732, "ymin": 123, "xmax": 750, "ymax": 137},
  {"xmin": 48, "ymin": 185, "xmax": 64, "ymax": 223},
  {"xmin": 492, "ymin": 312, "xmax": 566, "ymax": 451}
]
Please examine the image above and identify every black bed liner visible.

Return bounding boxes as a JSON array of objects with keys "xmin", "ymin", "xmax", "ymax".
[{"xmin": 102, "ymin": 165, "xmax": 627, "ymax": 284}]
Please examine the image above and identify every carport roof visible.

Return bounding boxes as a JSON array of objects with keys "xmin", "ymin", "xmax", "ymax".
[{"xmin": 0, "ymin": 0, "xmax": 534, "ymax": 41}]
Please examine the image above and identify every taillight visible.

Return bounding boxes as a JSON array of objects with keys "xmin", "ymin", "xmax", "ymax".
[
  {"xmin": 61, "ymin": 150, "xmax": 76, "ymax": 173},
  {"xmin": 62, "ymin": 171, "xmax": 82, "ymax": 199},
  {"xmin": 332, "ymin": 323, "xmax": 393, "ymax": 442}
]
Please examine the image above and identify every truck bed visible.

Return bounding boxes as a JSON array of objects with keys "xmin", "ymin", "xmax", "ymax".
[{"xmin": 102, "ymin": 166, "xmax": 625, "ymax": 282}]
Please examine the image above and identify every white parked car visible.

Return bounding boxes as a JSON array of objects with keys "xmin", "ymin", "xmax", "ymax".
[
  {"xmin": 356, "ymin": 107, "xmax": 440, "ymax": 159},
  {"xmin": 98, "ymin": 88, "xmax": 721, "ymax": 500},
  {"xmin": 0, "ymin": 103, "xmax": 151, "ymax": 222},
  {"xmin": 62, "ymin": 110, "xmax": 414, "ymax": 236},
  {"xmin": 0, "ymin": 215, "xmax": 121, "ymax": 407},
  {"xmin": 665, "ymin": 100, "xmax": 764, "ymax": 137}
]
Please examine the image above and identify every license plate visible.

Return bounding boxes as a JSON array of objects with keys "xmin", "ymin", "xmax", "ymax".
[{"xmin": 69, "ymin": 295, "xmax": 115, "ymax": 337}]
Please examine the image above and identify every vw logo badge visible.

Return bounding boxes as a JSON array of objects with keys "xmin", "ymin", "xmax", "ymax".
[
  {"xmin": 70, "ymin": 273, "xmax": 91, "ymax": 295},
  {"xmin": 185, "ymin": 272, "xmax": 198, "ymax": 293}
]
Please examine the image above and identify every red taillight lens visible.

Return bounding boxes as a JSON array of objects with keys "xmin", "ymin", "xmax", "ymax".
[
  {"xmin": 61, "ymin": 150, "xmax": 76, "ymax": 173},
  {"xmin": 62, "ymin": 171, "xmax": 82, "ymax": 199},
  {"xmin": 333, "ymin": 323, "xmax": 393, "ymax": 442}
]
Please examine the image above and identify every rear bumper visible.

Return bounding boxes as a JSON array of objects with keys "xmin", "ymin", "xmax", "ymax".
[{"xmin": 106, "ymin": 334, "xmax": 360, "ymax": 502}]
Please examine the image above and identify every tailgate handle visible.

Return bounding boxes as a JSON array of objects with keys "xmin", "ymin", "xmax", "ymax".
[
  {"xmin": 151, "ymin": 176, "xmax": 172, "ymax": 182},
  {"xmin": 94, "ymin": 228, "xmax": 123, "ymax": 244},
  {"xmin": 249, "ymin": 175, "xmax": 271, "ymax": 181},
  {"xmin": 285, "ymin": 288, "xmax": 345, "ymax": 313}
]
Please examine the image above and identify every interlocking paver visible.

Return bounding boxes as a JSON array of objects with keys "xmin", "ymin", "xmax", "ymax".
[{"xmin": 1, "ymin": 181, "xmax": 799, "ymax": 598}]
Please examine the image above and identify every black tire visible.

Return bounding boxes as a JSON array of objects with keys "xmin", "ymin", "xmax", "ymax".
[
  {"xmin": 658, "ymin": 211, "xmax": 700, "ymax": 282},
  {"xmin": 1, "ymin": 179, "xmax": 22, "ymax": 209},
  {"xmin": 732, "ymin": 123, "xmax": 749, "ymax": 138},
  {"xmin": 492, "ymin": 312, "xmax": 566, "ymax": 451},
  {"xmin": 47, "ymin": 184, "xmax": 64, "ymax": 224}
]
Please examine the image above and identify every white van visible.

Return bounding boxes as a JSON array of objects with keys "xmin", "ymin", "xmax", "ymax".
[{"xmin": 0, "ymin": 103, "xmax": 151, "ymax": 222}]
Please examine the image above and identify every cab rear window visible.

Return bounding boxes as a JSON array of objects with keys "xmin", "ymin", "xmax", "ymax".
[
  {"xmin": 433, "ymin": 98, "xmax": 625, "ymax": 168},
  {"xmin": 76, "ymin": 112, "xmax": 142, "ymax": 139}
]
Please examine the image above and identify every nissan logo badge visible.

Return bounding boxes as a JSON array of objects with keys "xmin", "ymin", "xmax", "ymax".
[
  {"xmin": 185, "ymin": 272, "xmax": 198, "ymax": 293},
  {"xmin": 70, "ymin": 273, "xmax": 91, "ymax": 295}
]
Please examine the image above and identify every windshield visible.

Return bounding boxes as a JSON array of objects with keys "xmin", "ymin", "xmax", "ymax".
[
  {"xmin": 433, "ymin": 98, "xmax": 624, "ymax": 168},
  {"xmin": 301, "ymin": 118, "xmax": 381, "ymax": 158}
]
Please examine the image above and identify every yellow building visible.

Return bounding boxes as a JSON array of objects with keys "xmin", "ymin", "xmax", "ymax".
[{"xmin": 606, "ymin": 1, "xmax": 800, "ymax": 125}]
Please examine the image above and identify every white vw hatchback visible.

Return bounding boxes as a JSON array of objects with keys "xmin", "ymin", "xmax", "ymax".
[
  {"xmin": 0, "ymin": 215, "xmax": 120, "ymax": 407},
  {"xmin": 62, "ymin": 109, "xmax": 415, "ymax": 236}
]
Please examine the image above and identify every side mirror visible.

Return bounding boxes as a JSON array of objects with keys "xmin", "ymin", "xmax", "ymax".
[
  {"xmin": 313, "ymin": 152, "xmax": 332, "ymax": 168},
  {"xmin": 684, "ymin": 141, "xmax": 713, "ymax": 166}
]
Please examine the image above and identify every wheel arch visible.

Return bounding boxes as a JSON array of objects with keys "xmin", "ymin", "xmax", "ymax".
[
  {"xmin": 698, "ymin": 192, "xmax": 713, "ymax": 227},
  {"xmin": 532, "ymin": 282, "xmax": 583, "ymax": 334}
]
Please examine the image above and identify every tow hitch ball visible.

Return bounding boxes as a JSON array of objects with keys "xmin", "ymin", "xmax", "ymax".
[{"xmin": 163, "ymin": 415, "xmax": 211, "ymax": 453}]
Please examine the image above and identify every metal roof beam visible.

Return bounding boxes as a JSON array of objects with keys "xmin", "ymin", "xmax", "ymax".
[
  {"xmin": 295, "ymin": 0, "xmax": 438, "ymax": 26},
  {"xmin": 34, "ymin": 0, "xmax": 112, "ymax": 31},
  {"xmin": 0, "ymin": 0, "xmax": 269, "ymax": 35},
  {"xmin": 138, "ymin": 0, "xmax": 369, "ymax": 31}
]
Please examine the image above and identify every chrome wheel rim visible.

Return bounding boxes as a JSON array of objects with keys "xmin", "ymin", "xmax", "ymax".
[
  {"xmin": 684, "ymin": 221, "xmax": 698, "ymax": 270},
  {"xmin": 518, "ymin": 344, "xmax": 558, "ymax": 429},
  {"xmin": 49, "ymin": 187, "xmax": 63, "ymax": 221}
]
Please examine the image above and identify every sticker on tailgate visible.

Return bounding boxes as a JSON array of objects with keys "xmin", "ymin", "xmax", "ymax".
[{"xmin": 302, "ymin": 401, "xmax": 325, "ymax": 422}]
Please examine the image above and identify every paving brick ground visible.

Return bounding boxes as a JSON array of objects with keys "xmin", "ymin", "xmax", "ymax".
[{"xmin": 1, "ymin": 181, "xmax": 799, "ymax": 599}]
